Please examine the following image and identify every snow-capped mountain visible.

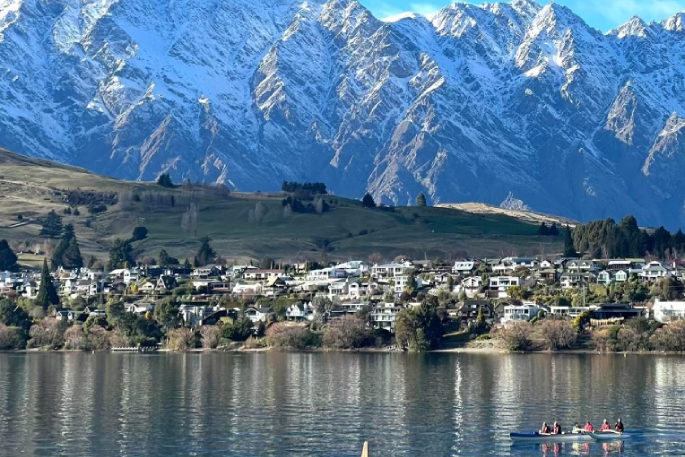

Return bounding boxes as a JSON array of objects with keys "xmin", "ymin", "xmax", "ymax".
[{"xmin": 2, "ymin": 0, "xmax": 685, "ymax": 228}]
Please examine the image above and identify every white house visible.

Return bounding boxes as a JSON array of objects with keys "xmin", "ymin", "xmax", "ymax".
[
  {"xmin": 335, "ymin": 261, "xmax": 369, "ymax": 277},
  {"xmin": 641, "ymin": 262, "xmax": 673, "ymax": 282},
  {"xmin": 371, "ymin": 262, "xmax": 413, "ymax": 279},
  {"xmin": 452, "ymin": 261, "xmax": 477, "ymax": 275},
  {"xmin": 245, "ymin": 307, "xmax": 274, "ymax": 323},
  {"xmin": 307, "ymin": 267, "xmax": 347, "ymax": 282},
  {"xmin": 489, "ymin": 276, "xmax": 523, "ymax": 298},
  {"xmin": 461, "ymin": 276, "xmax": 483, "ymax": 298},
  {"xmin": 232, "ymin": 283, "xmax": 263, "ymax": 295},
  {"xmin": 501, "ymin": 303, "xmax": 545, "ymax": 324},
  {"xmin": 242, "ymin": 269, "xmax": 284, "ymax": 281},
  {"xmin": 567, "ymin": 261, "xmax": 599, "ymax": 273},
  {"xmin": 126, "ymin": 302, "xmax": 155, "ymax": 315},
  {"xmin": 286, "ymin": 302, "xmax": 314, "ymax": 321},
  {"xmin": 370, "ymin": 302, "xmax": 402, "ymax": 331},
  {"xmin": 653, "ymin": 299, "xmax": 685, "ymax": 323}
]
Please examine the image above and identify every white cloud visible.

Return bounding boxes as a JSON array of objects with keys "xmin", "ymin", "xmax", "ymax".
[{"xmin": 409, "ymin": 2, "xmax": 443, "ymax": 16}]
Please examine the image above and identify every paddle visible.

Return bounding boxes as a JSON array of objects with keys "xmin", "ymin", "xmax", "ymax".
[{"xmin": 360, "ymin": 441, "xmax": 369, "ymax": 457}]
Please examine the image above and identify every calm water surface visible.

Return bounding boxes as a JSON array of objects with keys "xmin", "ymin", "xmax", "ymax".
[{"xmin": 0, "ymin": 352, "xmax": 683, "ymax": 456}]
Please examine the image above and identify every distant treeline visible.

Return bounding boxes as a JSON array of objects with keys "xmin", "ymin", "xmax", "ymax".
[
  {"xmin": 281, "ymin": 181, "xmax": 327, "ymax": 195},
  {"xmin": 572, "ymin": 215, "xmax": 685, "ymax": 259}
]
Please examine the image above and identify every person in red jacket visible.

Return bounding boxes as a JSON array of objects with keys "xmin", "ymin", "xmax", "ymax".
[
  {"xmin": 584, "ymin": 421, "xmax": 595, "ymax": 432},
  {"xmin": 600, "ymin": 419, "xmax": 611, "ymax": 431}
]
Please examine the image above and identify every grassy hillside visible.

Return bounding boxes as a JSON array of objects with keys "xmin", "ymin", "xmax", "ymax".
[{"xmin": 0, "ymin": 149, "xmax": 562, "ymax": 263}]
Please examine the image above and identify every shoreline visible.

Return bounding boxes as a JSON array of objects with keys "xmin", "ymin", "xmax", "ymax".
[{"xmin": 3, "ymin": 346, "xmax": 685, "ymax": 355}]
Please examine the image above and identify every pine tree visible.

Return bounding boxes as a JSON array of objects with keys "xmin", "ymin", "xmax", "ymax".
[
  {"xmin": 35, "ymin": 259, "xmax": 59, "ymax": 309},
  {"xmin": 39, "ymin": 210, "xmax": 63, "ymax": 238},
  {"xmin": 156, "ymin": 173, "xmax": 174, "ymax": 188},
  {"xmin": 538, "ymin": 223, "xmax": 549, "ymax": 236},
  {"xmin": 0, "ymin": 240, "xmax": 18, "ymax": 271},
  {"xmin": 548, "ymin": 223, "xmax": 559, "ymax": 236},
  {"xmin": 194, "ymin": 237, "xmax": 216, "ymax": 266},
  {"xmin": 416, "ymin": 193, "xmax": 427, "ymax": 207},
  {"xmin": 362, "ymin": 193, "xmax": 376, "ymax": 208},
  {"xmin": 563, "ymin": 226, "xmax": 576, "ymax": 257},
  {"xmin": 51, "ymin": 224, "xmax": 83, "ymax": 270}
]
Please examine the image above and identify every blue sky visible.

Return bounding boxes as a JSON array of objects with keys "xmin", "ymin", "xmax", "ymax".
[{"xmin": 358, "ymin": 0, "xmax": 685, "ymax": 31}]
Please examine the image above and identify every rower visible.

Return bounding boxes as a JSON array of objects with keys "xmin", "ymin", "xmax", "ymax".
[
  {"xmin": 572, "ymin": 422, "xmax": 582, "ymax": 434},
  {"xmin": 599, "ymin": 419, "xmax": 611, "ymax": 431},
  {"xmin": 552, "ymin": 421, "xmax": 562, "ymax": 435},
  {"xmin": 540, "ymin": 422, "xmax": 551, "ymax": 434},
  {"xmin": 584, "ymin": 421, "xmax": 595, "ymax": 432},
  {"xmin": 615, "ymin": 418, "xmax": 624, "ymax": 432}
]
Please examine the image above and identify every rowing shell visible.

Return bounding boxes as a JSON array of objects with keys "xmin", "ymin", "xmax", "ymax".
[{"xmin": 510, "ymin": 432, "xmax": 625, "ymax": 443}]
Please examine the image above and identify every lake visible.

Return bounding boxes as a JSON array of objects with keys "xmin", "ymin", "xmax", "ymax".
[{"xmin": 0, "ymin": 352, "xmax": 683, "ymax": 456}]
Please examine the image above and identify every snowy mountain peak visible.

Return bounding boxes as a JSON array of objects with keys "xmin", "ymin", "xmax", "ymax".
[{"xmin": 2, "ymin": 0, "xmax": 685, "ymax": 227}]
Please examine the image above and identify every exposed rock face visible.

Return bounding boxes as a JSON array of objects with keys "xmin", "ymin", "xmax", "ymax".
[{"xmin": 2, "ymin": 0, "xmax": 685, "ymax": 227}]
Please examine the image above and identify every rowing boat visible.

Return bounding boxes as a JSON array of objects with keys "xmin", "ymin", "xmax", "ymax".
[
  {"xmin": 510, "ymin": 433, "xmax": 595, "ymax": 443},
  {"xmin": 510, "ymin": 431, "xmax": 625, "ymax": 443}
]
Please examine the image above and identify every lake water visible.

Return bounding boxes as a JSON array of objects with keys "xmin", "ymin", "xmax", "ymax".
[{"xmin": 0, "ymin": 352, "xmax": 683, "ymax": 456}]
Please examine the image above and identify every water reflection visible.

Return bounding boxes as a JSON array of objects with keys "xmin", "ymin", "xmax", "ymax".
[{"xmin": 0, "ymin": 353, "xmax": 683, "ymax": 456}]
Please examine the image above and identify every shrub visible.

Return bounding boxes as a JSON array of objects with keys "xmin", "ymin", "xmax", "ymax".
[
  {"xmin": 592, "ymin": 328, "xmax": 612, "ymax": 352},
  {"xmin": 322, "ymin": 316, "xmax": 370, "ymax": 349},
  {"xmin": 0, "ymin": 324, "xmax": 25, "ymax": 349},
  {"xmin": 87, "ymin": 326, "xmax": 111, "ymax": 350},
  {"xmin": 615, "ymin": 326, "xmax": 651, "ymax": 352},
  {"xmin": 64, "ymin": 325, "xmax": 88, "ymax": 350},
  {"xmin": 475, "ymin": 334, "xmax": 492, "ymax": 341},
  {"xmin": 650, "ymin": 321, "xmax": 685, "ymax": 352},
  {"xmin": 166, "ymin": 328, "xmax": 195, "ymax": 351},
  {"xmin": 200, "ymin": 326, "xmax": 221, "ymax": 349},
  {"xmin": 497, "ymin": 321, "xmax": 532, "ymax": 351},
  {"xmin": 28, "ymin": 318, "xmax": 67, "ymax": 349},
  {"xmin": 266, "ymin": 324, "xmax": 321, "ymax": 350},
  {"xmin": 538, "ymin": 320, "xmax": 577, "ymax": 350}
]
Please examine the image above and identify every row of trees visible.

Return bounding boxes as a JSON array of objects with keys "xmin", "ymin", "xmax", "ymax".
[
  {"xmin": 572, "ymin": 215, "xmax": 685, "ymax": 259},
  {"xmin": 281, "ymin": 181, "xmax": 327, "ymax": 195}
]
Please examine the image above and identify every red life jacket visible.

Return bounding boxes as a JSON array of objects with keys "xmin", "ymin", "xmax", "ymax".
[{"xmin": 600, "ymin": 423, "xmax": 611, "ymax": 431}]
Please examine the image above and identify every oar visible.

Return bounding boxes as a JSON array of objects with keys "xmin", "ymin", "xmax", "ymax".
[{"xmin": 361, "ymin": 441, "xmax": 369, "ymax": 457}]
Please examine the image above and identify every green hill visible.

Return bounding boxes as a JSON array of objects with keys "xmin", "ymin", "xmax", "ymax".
[{"xmin": 0, "ymin": 148, "xmax": 561, "ymax": 263}]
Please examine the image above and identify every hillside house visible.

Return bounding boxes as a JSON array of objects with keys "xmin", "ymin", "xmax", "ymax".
[
  {"xmin": 501, "ymin": 303, "xmax": 545, "ymax": 324},
  {"xmin": 653, "ymin": 299, "xmax": 685, "ymax": 323}
]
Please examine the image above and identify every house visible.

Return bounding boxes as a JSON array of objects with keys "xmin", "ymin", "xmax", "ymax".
[
  {"xmin": 489, "ymin": 276, "xmax": 523, "ymax": 298},
  {"xmin": 138, "ymin": 281, "xmax": 156, "ymax": 293},
  {"xmin": 335, "ymin": 261, "xmax": 369, "ymax": 277},
  {"xmin": 179, "ymin": 303, "xmax": 211, "ymax": 327},
  {"xmin": 54, "ymin": 309, "xmax": 86, "ymax": 322},
  {"xmin": 242, "ymin": 269, "xmax": 284, "ymax": 281},
  {"xmin": 597, "ymin": 271, "xmax": 614, "ymax": 286},
  {"xmin": 549, "ymin": 306, "xmax": 595, "ymax": 318},
  {"xmin": 501, "ymin": 302, "xmax": 545, "ymax": 324},
  {"xmin": 371, "ymin": 262, "xmax": 413, "ymax": 279},
  {"xmin": 652, "ymin": 299, "xmax": 685, "ymax": 323},
  {"xmin": 286, "ymin": 302, "xmax": 314, "ymax": 321},
  {"xmin": 307, "ymin": 267, "xmax": 347, "ymax": 282},
  {"xmin": 591, "ymin": 304, "xmax": 645, "ymax": 321},
  {"xmin": 232, "ymin": 283, "xmax": 263, "ymax": 296},
  {"xmin": 460, "ymin": 276, "xmax": 483, "ymax": 298},
  {"xmin": 369, "ymin": 302, "xmax": 402, "ymax": 331},
  {"xmin": 566, "ymin": 260, "xmax": 599, "ymax": 273},
  {"xmin": 560, "ymin": 272, "xmax": 596, "ymax": 289},
  {"xmin": 126, "ymin": 302, "xmax": 155, "ymax": 315},
  {"xmin": 156, "ymin": 275, "xmax": 177, "ymax": 292},
  {"xmin": 456, "ymin": 301, "xmax": 494, "ymax": 329},
  {"xmin": 245, "ymin": 307, "xmax": 274, "ymax": 323},
  {"xmin": 191, "ymin": 265, "xmax": 223, "ymax": 278},
  {"xmin": 640, "ymin": 262, "xmax": 673, "ymax": 282},
  {"xmin": 536, "ymin": 269, "xmax": 559, "ymax": 283},
  {"xmin": 452, "ymin": 261, "xmax": 477, "ymax": 275}
]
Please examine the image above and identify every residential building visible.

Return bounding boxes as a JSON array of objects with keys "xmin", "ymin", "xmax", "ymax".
[
  {"xmin": 371, "ymin": 262, "xmax": 413, "ymax": 279},
  {"xmin": 501, "ymin": 302, "xmax": 544, "ymax": 324},
  {"xmin": 245, "ymin": 307, "xmax": 274, "ymax": 323},
  {"xmin": 652, "ymin": 299, "xmax": 685, "ymax": 323},
  {"xmin": 452, "ymin": 261, "xmax": 477, "ymax": 275},
  {"xmin": 370, "ymin": 302, "xmax": 402, "ymax": 331}
]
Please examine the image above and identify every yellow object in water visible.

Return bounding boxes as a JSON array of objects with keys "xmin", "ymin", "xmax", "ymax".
[{"xmin": 361, "ymin": 442, "xmax": 369, "ymax": 457}]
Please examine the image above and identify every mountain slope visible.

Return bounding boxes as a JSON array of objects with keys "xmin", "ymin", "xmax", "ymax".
[
  {"xmin": 2, "ymin": 0, "xmax": 685, "ymax": 227},
  {"xmin": 0, "ymin": 148, "xmax": 558, "ymax": 261}
]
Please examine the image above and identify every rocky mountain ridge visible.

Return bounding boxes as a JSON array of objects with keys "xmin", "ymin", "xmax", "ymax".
[{"xmin": 1, "ymin": 0, "xmax": 685, "ymax": 227}]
